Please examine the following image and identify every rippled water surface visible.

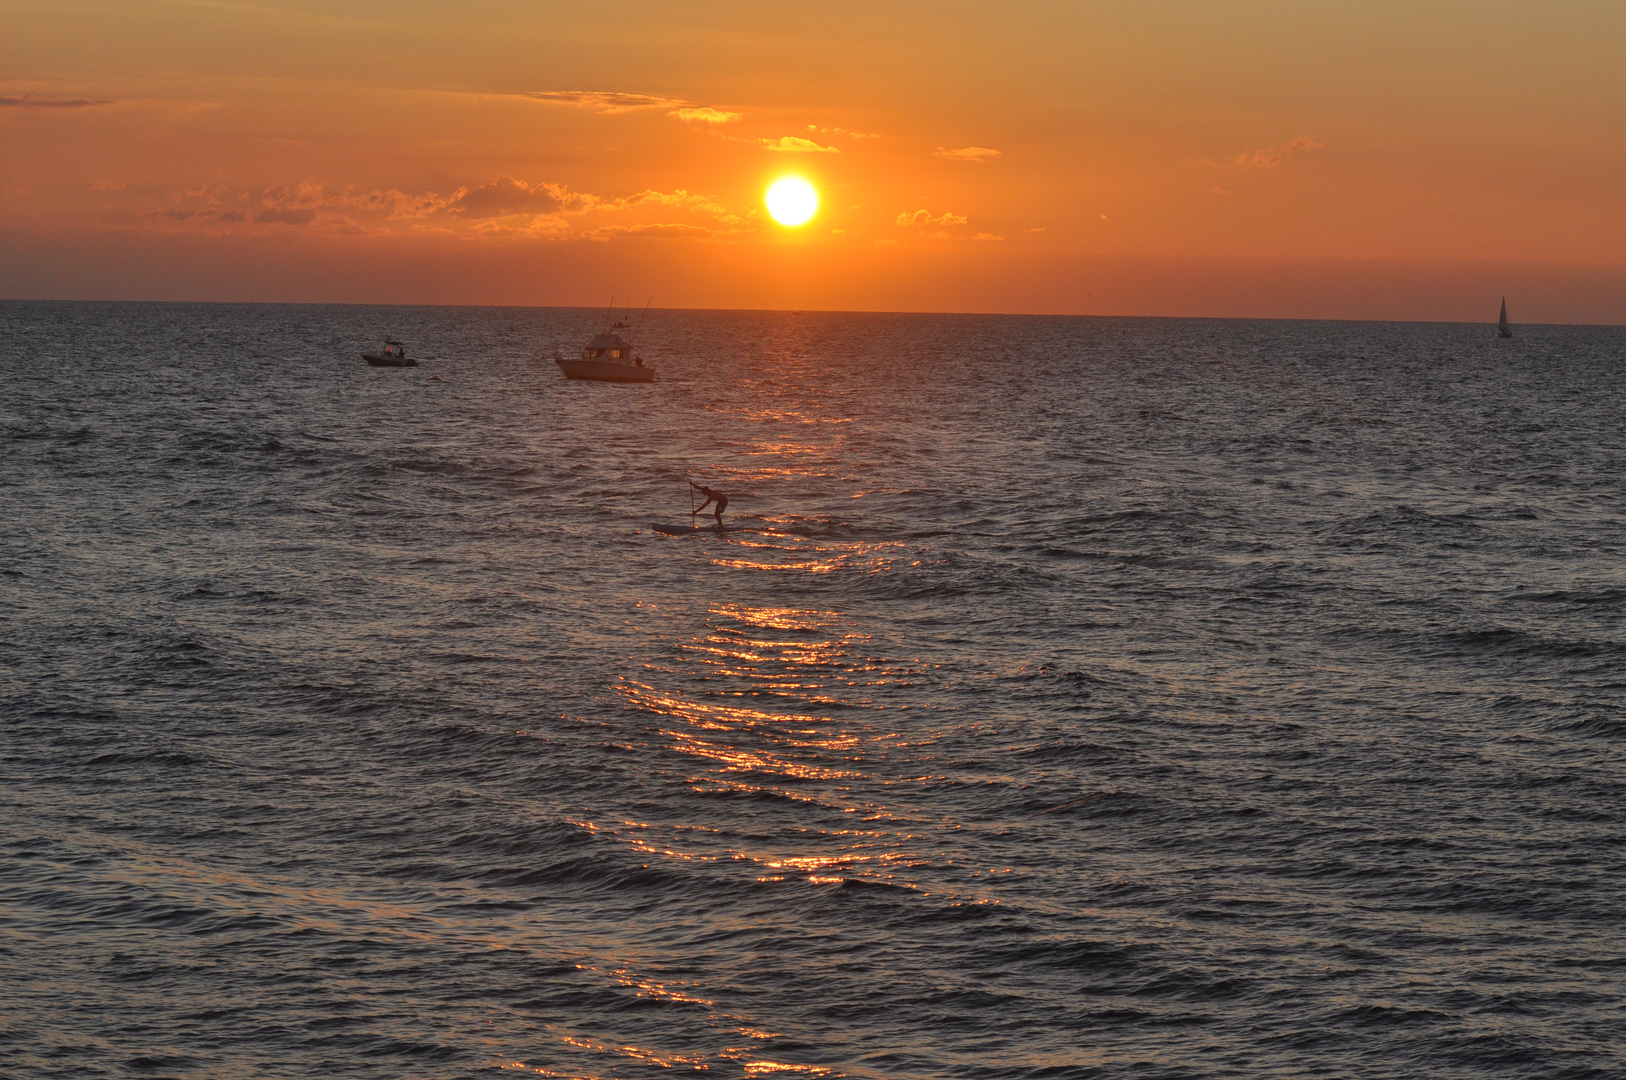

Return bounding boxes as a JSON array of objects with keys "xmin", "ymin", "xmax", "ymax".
[{"xmin": 3, "ymin": 301, "xmax": 1624, "ymax": 1079}]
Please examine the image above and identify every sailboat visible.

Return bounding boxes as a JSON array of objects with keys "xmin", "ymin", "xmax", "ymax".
[{"xmin": 1498, "ymin": 297, "xmax": 1513, "ymax": 338}]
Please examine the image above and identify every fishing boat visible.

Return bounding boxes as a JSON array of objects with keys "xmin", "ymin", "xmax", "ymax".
[
  {"xmin": 555, "ymin": 320, "xmax": 654, "ymax": 383},
  {"xmin": 363, "ymin": 340, "xmax": 416, "ymax": 367},
  {"xmin": 1498, "ymin": 298, "xmax": 1513, "ymax": 339}
]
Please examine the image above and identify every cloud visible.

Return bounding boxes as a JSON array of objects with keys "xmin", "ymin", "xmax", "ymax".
[
  {"xmin": 253, "ymin": 183, "xmax": 325, "ymax": 224},
  {"xmin": 670, "ymin": 106, "xmax": 739, "ymax": 124},
  {"xmin": 618, "ymin": 188, "xmax": 703, "ymax": 207},
  {"xmin": 758, "ymin": 136, "xmax": 840, "ymax": 153},
  {"xmin": 138, "ymin": 173, "xmax": 740, "ymax": 240},
  {"xmin": 151, "ymin": 180, "xmax": 415, "ymax": 230},
  {"xmin": 150, "ymin": 181, "xmax": 443, "ymax": 229},
  {"xmin": 148, "ymin": 207, "xmax": 245, "ymax": 224},
  {"xmin": 973, "ymin": 232, "xmax": 1003, "ymax": 241},
  {"xmin": 616, "ymin": 188, "xmax": 741, "ymax": 223},
  {"xmin": 524, "ymin": 91, "xmax": 744, "ymax": 127},
  {"xmin": 0, "ymin": 95, "xmax": 114, "ymax": 108},
  {"xmin": 522, "ymin": 90, "xmax": 686, "ymax": 114},
  {"xmin": 896, "ymin": 209, "xmax": 968, "ymax": 227},
  {"xmin": 255, "ymin": 207, "xmax": 317, "ymax": 225},
  {"xmin": 935, "ymin": 146, "xmax": 1001, "ymax": 162},
  {"xmin": 1237, "ymin": 137, "xmax": 1323, "ymax": 167},
  {"xmin": 335, "ymin": 188, "xmax": 456, "ymax": 219},
  {"xmin": 446, "ymin": 176, "xmax": 566, "ymax": 218},
  {"xmin": 808, "ymin": 124, "xmax": 878, "ymax": 139},
  {"xmin": 587, "ymin": 223, "xmax": 715, "ymax": 240}
]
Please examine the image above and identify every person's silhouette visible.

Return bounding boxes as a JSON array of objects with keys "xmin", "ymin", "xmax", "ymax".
[{"xmin": 690, "ymin": 483, "xmax": 728, "ymax": 525}]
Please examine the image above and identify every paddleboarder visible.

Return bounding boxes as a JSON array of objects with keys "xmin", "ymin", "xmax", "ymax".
[{"xmin": 691, "ymin": 482, "xmax": 728, "ymax": 526}]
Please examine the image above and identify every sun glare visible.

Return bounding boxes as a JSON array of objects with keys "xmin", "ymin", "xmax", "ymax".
[{"xmin": 766, "ymin": 178, "xmax": 818, "ymax": 226}]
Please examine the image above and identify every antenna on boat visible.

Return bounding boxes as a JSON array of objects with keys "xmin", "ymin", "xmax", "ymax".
[
  {"xmin": 630, "ymin": 297, "xmax": 653, "ymax": 344},
  {"xmin": 603, "ymin": 296, "xmax": 615, "ymax": 331}
]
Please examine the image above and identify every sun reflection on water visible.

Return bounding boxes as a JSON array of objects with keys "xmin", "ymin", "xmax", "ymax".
[
  {"xmin": 744, "ymin": 1062, "xmax": 835, "ymax": 1077},
  {"xmin": 537, "ymin": 595, "xmax": 1020, "ymax": 1075}
]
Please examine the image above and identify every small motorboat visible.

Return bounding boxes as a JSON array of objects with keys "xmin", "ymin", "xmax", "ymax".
[
  {"xmin": 555, "ymin": 321, "xmax": 654, "ymax": 383},
  {"xmin": 363, "ymin": 340, "xmax": 416, "ymax": 367}
]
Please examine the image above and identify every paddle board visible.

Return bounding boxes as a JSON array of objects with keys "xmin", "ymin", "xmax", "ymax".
[{"xmin": 652, "ymin": 523, "xmax": 724, "ymax": 535}]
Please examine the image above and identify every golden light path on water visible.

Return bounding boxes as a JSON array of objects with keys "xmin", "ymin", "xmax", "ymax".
[
  {"xmin": 548, "ymin": 583, "xmax": 1009, "ymax": 1075},
  {"xmin": 524, "ymin": 397, "xmax": 1010, "ymax": 1072}
]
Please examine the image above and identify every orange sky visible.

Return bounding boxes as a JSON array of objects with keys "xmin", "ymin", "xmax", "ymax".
[{"xmin": 4, "ymin": 1, "xmax": 1625, "ymax": 320}]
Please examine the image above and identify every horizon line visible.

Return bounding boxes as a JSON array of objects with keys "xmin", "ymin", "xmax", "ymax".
[{"xmin": 2, "ymin": 296, "xmax": 1619, "ymax": 330}]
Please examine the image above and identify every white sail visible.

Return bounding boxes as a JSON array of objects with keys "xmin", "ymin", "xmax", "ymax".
[{"xmin": 1498, "ymin": 297, "xmax": 1511, "ymax": 337}]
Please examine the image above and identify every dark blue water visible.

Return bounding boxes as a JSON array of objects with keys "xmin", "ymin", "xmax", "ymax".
[{"xmin": 3, "ymin": 301, "xmax": 1624, "ymax": 1079}]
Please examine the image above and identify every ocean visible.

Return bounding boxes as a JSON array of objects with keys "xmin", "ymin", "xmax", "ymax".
[{"xmin": 2, "ymin": 301, "xmax": 1623, "ymax": 1079}]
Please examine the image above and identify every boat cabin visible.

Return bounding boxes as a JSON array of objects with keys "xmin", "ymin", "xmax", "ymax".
[
  {"xmin": 582, "ymin": 332, "xmax": 636, "ymax": 362},
  {"xmin": 380, "ymin": 340, "xmax": 406, "ymax": 359},
  {"xmin": 554, "ymin": 317, "xmax": 653, "ymax": 381}
]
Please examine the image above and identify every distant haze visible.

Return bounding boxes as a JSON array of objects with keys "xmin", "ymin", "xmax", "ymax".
[{"xmin": 4, "ymin": 1, "xmax": 1625, "ymax": 321}]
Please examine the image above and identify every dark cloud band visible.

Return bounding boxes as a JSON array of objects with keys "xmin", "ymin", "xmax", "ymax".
[{"xmin": 0, "ymin": 95, "xmax": 114, "ymax": 108}]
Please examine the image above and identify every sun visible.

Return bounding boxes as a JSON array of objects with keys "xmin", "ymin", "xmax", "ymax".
[{"xmin": 765, "ymin": 177, "xmax": 818, "ymax": 226}]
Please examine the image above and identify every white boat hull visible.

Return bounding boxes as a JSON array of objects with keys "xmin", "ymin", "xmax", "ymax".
[{"xmin": 556, "ymin": 358, "xmax": 654, "ymax": 383}]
